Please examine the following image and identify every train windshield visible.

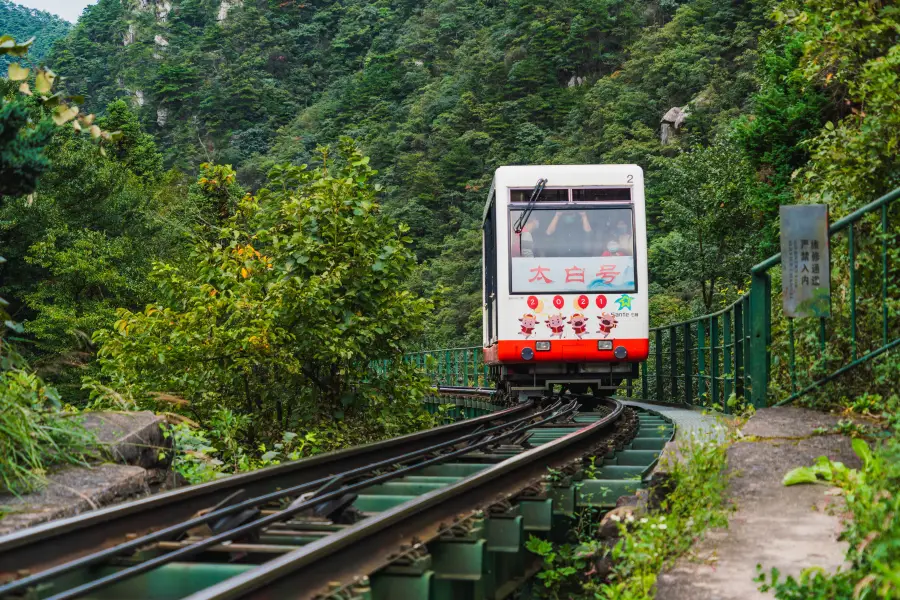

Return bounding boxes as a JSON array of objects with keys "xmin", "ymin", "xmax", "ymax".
[{"xmin": 509, "ymin": 207, "xmax": 636, "ymax": 293}]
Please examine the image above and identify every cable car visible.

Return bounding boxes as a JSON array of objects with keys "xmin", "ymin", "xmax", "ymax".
[{"xmin": 482, "ymin": 165, "xmax": 649, "ymax": 401}]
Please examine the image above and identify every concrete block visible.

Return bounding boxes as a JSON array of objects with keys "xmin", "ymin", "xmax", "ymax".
[
  {"xmin": 80, "ymin": 411, "xmax": 172, "ymax": 469},
  {"xmin": 0, "ymin": 464, "xmax": 149, "ymax": 535}
]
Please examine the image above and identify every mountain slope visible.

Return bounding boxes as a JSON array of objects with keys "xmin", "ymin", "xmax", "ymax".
[
  {"xmin": 0, "ymin": 0, "xmax": 71, "ymax": 63},
  {"xmin": 47, "ymin": 0, "xmax": 780, "ymax": 345}
]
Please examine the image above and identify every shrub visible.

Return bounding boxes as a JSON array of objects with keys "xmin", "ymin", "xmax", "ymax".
[{"xmin": 92, "ymin": 139, "xmax": 437, "ymax": 445}]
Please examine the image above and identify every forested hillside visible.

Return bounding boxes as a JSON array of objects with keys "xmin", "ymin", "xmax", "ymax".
[
  {"xmin": 47, "ymin": 0, "xmax": 897, "ymax": 351},
  {"xmin": 0, "ymin": 1, "xmax": 897, "ymax": 589},
  {"xmin": 0, "ymin": 0, "xmax": 70, "ymax": 63},
  {"xmin": 8, "ymin": 0, "xmax": 895, "ymax": 392}
]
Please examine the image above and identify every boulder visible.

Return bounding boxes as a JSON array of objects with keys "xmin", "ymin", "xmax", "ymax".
[
  {"xmin": 596, "ymin": 503, "xmax": 646, "ymax": 539},
  {"xmin": 80, "ymin": 411, "xmax": 172, "ymax": 469}
]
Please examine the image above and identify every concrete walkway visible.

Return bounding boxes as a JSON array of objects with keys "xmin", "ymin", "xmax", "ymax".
[
  {"xmin": 654, "ymin": 406, "xmax": 858, "ymax": 599},
  {"xmin": 620, "ymin": 399, "xmax": 726, "ymax": 440}
]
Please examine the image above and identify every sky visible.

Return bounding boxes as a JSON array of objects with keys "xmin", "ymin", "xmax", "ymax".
[{"xmin": 15, "ymin": 0, "xmax": 95, "ymax": 22}]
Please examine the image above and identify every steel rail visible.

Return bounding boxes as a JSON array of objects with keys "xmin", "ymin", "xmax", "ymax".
[
  {"xmin": 40, "ymin": 401, "xmax": 577, "ymax": 600},
  {"xmin": 435, "ymin": 386, "xmax": 498, "ymax": 396},
  {"xmin": 0, "ymin": 400, "xmax": 543, "ymax": 598},
  {"xmin": 186, "ymin": 397, "xmax": 624, "ymax": 600},
  {"xmin": 0, "ymin": 400, "xmax": 531, "ymax": 583}
]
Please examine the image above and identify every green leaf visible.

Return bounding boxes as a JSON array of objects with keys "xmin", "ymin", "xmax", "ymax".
[
  {"xmin": 8, "ymin": 37, "xmax": 34, "ymax": 57},
  {"xmin": 35, "ymin": 69, "xmax": 55, "ymax": 95},
  {"xmin": 782, "ymin": 466, "xmax": 819, "ymax": 486},
  {"xmin": 7, "ymin": 63, "xmax": 28, "ymax": 81},
  {"xmin": 852, "ymin": 438, "xmax": 872, "ymax": 468},
  {"xmin": 52, "ymin": 104, "xmax": 79, "ymax": 126}
]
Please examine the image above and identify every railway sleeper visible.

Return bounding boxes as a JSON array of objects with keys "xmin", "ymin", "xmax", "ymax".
[{"xmin": 7, "ymin": 405, "xmax": 673, "ymax": 600}]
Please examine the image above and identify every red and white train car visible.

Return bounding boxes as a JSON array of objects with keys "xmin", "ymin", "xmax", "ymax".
[{"xmin": 482, "ymin": 165, "xmax": 649, "ymax": 398}]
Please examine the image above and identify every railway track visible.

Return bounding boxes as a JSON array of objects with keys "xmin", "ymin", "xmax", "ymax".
[{"xmin": 0, "ymin": 395, "xmax": 673, "ymax": 600}]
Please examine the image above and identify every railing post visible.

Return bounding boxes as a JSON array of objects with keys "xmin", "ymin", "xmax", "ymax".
[
  {"xmin": 733, "ymin": 301, "xmax": 744, "ymax": 399},
  {"xmin": 655, "ymin": 330, "xmax": 663, "ymax": 401},
  {"xmin": 749, "ymin": 270, "xmax": 771, "ymax": 408},
  {"xmin": 669, "ymin": 326, "xmax": 678, "ymax": 401},
  {"xmin": 723, "ymin": 311, "xmax": 732, "ymax": 412},
  {"xmin": 683, "ymin": 322, "xmax": 692, "ymax": 405},
  {"xmin": 697, "ymin": 320, "xmax": 706, "ymax": 403},
  {"xmin": 641, "ymin": 361, "xmax": 648, "ymax": 400},
  {"xmin": 710, "ymin": 316, "xmax": 719, "ymax": 410}
]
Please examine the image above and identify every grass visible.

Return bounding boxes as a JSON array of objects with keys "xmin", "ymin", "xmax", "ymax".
[
  {"xmin": 0, "ymin": 369, "xmax": 94, "ymax": 495},
  {"xmin": 527, "ymin": 429, "xmax": 733, "ymax": 599}
]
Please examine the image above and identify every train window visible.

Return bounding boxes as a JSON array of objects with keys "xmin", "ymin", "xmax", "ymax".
[
  {"xmin": 508, "ymin": 207, "xmax": 637, "ymax": 294},
  {"xmin": 510, "ymin": 188, "xmax": 568, "ymax": 203},
  {"xmin": 572, "ymin": 188, "xmax": 631, "ymax": 202}
]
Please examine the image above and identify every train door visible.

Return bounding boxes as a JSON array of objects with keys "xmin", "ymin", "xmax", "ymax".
[{"xmin": 483, "ymin": 190, "xmax": 499, "ymax": 346}]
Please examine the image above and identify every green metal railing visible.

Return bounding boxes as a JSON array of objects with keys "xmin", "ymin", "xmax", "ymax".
[
  {"xmin": 398, "ymin": 347, "xmax": 492, "ymax": 388},
  {"xmin": 636, "ymin": 187, "xmax": 899, "ymax": 408},
  {"xmin": 373, "ymin": 348, "xmax": 497, "ymax": 418},
  {"xmin": 636, "ymin": 295, "xmax": 752, "ymax": 411},
  {"xmin": 421, "ymin": 395, "xmax": 499, "ymax": 421}
]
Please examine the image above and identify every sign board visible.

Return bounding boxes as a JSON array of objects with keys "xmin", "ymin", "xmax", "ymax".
[
  {"xmin": 510, "ymin": 256, "xmax": 636, "ymax": 293},
  {"xmin": 780, "ymin": 205, "xmax": 830, "ymax": 317}
]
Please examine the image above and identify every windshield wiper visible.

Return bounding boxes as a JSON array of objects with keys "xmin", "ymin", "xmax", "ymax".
[{"xmin": 513, "ymin": 177, "xmax": 548, "ymax": 234}]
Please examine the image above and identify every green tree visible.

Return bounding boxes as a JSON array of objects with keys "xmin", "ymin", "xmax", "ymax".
[
  {"xmin": 93, "ymin": 141, "xmax": 435, "ymax": 442},
  {"xmin": 98, "ymin": 99, "xmax": 163, "ymax": 177},
  {"xmin": 649, "ymin": 141, "xmax": 763, "ymax": 310},
  {"xmin": 0, "ymin": 0, "xmax": 70, "ymax": 67},
  {"xmin": 774, "ymin": 0, "xmax": 900, "ymax": 210},
  {"xmin": 0, "ymin": 33, "xmax": 113, "ymax": 492},
  {"xmin": 0, "ymin": 96, "xmax": 188, "ymax": 398}
]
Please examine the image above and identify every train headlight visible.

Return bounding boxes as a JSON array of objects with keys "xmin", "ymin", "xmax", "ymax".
[
  {"xmin": 597, "ymin": 340, "xmax": 613, "ymax": 350},
  {"xmin": 521, "ymin": 347, "xmax": 535, "ymax": 360},
  {"xmin": 614, "ymin": 346, "xmax": 628, "ymax": 359},
  {"xmin": 535, "ymin": 341, "xmax": 551, "ymax": 351}
]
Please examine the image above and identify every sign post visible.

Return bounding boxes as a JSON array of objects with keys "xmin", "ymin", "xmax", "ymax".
[{"xmin": 780, "ymin": 205, "xmax": 831, "ymax": 317}]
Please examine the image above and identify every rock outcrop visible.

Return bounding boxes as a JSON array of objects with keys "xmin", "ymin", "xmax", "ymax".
[
  {"xmin": 660, "ymin": 106, "xmax": 689, "ymax": 145},
  {"xmin": 123, "ymin": 23, "xmax": 135, "ymax": 46},
  {"xmin": 217, "ymin": 0, "xmax": 242, "ymax": 21}
]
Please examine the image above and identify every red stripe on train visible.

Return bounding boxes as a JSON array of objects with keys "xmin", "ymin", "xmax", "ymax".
[{"xmin": 483, "ymin": 338, "xmax": 649, "ymax": 365}]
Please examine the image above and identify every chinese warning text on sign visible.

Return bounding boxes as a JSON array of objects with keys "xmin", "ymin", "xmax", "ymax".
[{"xmin": 780, "ymin": 205, "xmax": 830, "ymax": 318}]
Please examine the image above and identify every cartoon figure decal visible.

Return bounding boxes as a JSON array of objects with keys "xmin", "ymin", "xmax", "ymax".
[
  {"xmin": 597, "ymin": 312, "xmax": 619, "ymax": 338},
  {"xmin": 518, "ymin": 313, "xmax": 538, "ymax": 338},
  {"xmin": 545, "ymin": 313, "xmax": 566, "ymax": 339},
  {"xmin": 568, "ymin": 313, "xmax": 589, "ymax": 339}
]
